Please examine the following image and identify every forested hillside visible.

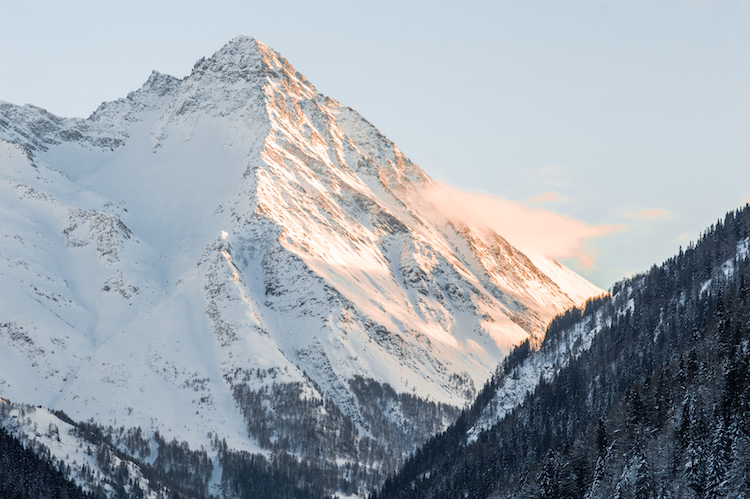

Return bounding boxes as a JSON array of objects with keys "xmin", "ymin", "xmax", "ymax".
[
  {"xmin": 376, "ymin": 205, "xmax": 750, "ymax": 498},
  {"xmin": 0, "ymin": 401, "xmax": 337, "ymax": 499},
  {"xmin": 0, "ymin": 424, "xmax": 94, "ymax": 499}
]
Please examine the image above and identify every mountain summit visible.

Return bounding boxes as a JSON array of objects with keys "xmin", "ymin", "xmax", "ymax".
[{"xmin": 0, "ymin": 36, "xmax": 602, "ymax": 494}]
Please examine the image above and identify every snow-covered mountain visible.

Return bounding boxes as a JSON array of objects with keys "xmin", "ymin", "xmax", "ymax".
[{"xmin": 0, "ymin": 35, "xmax": 601, "ymax": 495}]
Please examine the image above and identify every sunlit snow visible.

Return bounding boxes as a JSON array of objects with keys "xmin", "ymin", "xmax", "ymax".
[{"xmin": 0, "ymin": 35, "xmax": 604, "ymax": 484}]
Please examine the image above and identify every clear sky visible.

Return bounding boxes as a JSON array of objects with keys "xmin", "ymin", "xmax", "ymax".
[{"xmin": 2, "ymin": 0, "xmax": 749, "ymax": 289}]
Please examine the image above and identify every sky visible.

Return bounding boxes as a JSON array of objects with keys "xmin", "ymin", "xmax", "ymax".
[{"xmin": 1, "ymin": 0, "xmax": 749, "ymax": 289}]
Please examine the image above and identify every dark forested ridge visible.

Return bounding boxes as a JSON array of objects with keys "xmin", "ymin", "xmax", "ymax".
[
  {"xmin": 376, "ymin": 204, "xmax": 750, "ymax": 498},
  {"xmin": 0, "ymin": 424, "xmax": 94, "ymax": 499}
]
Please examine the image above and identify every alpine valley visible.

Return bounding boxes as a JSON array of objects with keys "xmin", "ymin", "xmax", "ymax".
[
  {"xmin": 0, "ymin": 36, "xmax": 603, "ymax": 498},
  {"xmin": 376, "ymin": 207, "xmax": 750, "ymax": 498}
]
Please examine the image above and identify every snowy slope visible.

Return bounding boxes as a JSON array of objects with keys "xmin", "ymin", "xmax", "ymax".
[
  {"xmin": 466, "ymin": 306, "xmax": 609, "ymax": 443},
  {"xmin": 0, "ymin": 35, "xmax": 603, "ymax": 493},
  {"xmin": 0, "ymin": 400, "xmax": 161, "ymax": 497}
]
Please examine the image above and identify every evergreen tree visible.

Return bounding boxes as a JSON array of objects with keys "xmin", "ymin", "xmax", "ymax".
[
  {"xmin": 537, "ymin": 450, "xmax": 560, "ymax": 499},
  {"xmin": 705, "ymin": 417, "xmax": 729, "ymax": 498},
  {"xmin": 633, "ymin": 451, "xmax": 654, "ymax": 499}
]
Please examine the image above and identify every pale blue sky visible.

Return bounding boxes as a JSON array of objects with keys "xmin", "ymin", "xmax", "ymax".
[{"xmin": 2, "ymin": 0, "xmax": 749, "ymax": 288}]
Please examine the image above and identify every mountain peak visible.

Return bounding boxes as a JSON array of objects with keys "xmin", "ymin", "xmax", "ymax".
[
  {"xmin": 140, "ymin": 70, "xmax": 180, "ymax": 96},
  {"xmin": 214, "ymin": 34, "xmax": 261, "ymax": 60},
  {"xmin": 184, "ymin": 35, "xmax": 317, "ymax": 97},
  {"xmin": 189, "ymin": 34, "xmax": 263, "ymax": 79},
  {"xmin": 225, "ymin": 33, "xmax": 258, "ymax": 47},
  {"xmin": 0, "ymin": 35, "xmax": 606, "ymax": 496}
]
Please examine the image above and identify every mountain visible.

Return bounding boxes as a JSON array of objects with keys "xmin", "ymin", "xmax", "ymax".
[
  {"xmin": 376, "ymin": 205, "xmax": 750, "ymax": 498},
  {"xmin": 0, "ymin": 36, "xmax": 602, "ymax": 496}
]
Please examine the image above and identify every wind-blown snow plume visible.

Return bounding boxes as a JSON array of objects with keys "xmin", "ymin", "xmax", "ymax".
[{"xmin": 419, "ymin": 182, "xmax": 621, "ymax": 269}]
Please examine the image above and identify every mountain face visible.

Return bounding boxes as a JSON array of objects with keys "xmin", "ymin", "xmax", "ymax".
[
  {"xmin": 0, "ymin": 36, "xmax": 601, "ymax": 495},
  {"xmin": 377, "ymin": 206, "xmax": 750, "ymax": 499}
]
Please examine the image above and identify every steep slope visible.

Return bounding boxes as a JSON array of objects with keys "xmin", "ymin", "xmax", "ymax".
[
  {"xmin": 0, "ymin": 410, "xmax": 95, "ymax": 499},
  {"xmin": 0, "ymin": 36, "xmax": 601, "ymax": 495},
  {"xmin": 377, "ymin": 205, "xmax": 750, "ymax": 498}
]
